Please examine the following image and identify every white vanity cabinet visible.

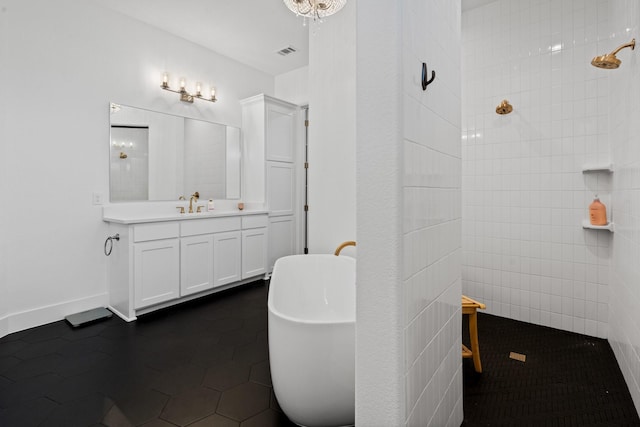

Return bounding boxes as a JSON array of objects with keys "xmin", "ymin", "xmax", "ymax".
[
  {"xmin": 181, "ymin": 216, "xmax": 242, "ymax": 289},
  {"xmin": 105, "ymin": 211, "xmax": 268, "ymax": 321},
  {"xmin": 241, "ymin": 215, "xmax": 268, "ymax": 279},
  {"xmin": 132, "ymin": 222, "xmax": 180, "ymax": 309},
  {"xmin": 134, "ymin": 239, "xmax": 180, "ymax": 309},
  {"xmin": 180, "ymin": 235, "xmax": 214, "ymax": 296},
  {"xmin": 213, "ymin": 231, "xmax": 242, "ymax": 286}
]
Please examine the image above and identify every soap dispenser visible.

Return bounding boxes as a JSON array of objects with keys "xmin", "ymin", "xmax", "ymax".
[
  {"xmin": 207, "ymin": 199, "xmax": 215, "ymax": 211},
  {"xmin": 589, "ymin": 195, "xmax": 607, "ymax": 226}
]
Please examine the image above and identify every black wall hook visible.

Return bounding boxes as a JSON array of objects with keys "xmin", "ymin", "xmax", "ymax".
[{"xmin": 421, "ymin": 62, "xmax": 436, "ymax": 90}]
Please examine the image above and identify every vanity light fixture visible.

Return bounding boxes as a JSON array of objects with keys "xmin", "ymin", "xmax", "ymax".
[
  {"xmin": 161, "ymin": 72, "xmax": 217, "ymax": 104},
  {"xmin": 283, "ymin": 0, "xmax": 347, "ymax": 23}
]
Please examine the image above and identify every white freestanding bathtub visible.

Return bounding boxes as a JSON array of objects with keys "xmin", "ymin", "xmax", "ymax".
[{"xmin": 268, "ymin": 254, "xmax": 356, "ymax": 427}]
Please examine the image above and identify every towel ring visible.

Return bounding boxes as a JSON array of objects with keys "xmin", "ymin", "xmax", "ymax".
[{"xmin": 104, "ymin": 234, "xmax": 120, "ymax": 256}]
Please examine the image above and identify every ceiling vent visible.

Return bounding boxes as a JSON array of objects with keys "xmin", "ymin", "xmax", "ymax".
[{"xmin": 276, "ymin": 46, "xmax": 297, "ymax": 56}]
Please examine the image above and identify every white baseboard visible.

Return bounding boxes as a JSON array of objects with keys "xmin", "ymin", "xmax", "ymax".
[
  {"xmin": 0, "ymin": 293, "xmax": 109, "ymax": 338},
  {"xmin": 0, "ymin": 316, "xmax": 7, "ymax": 339},
  {"xmin": 107, "ymin": 305, "xmax": 136, "ymax": 323}
]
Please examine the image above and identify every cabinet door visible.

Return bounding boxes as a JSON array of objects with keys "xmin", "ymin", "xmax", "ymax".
[
  {"xmin": 213, "ymin": 231, "xmax": 241, "ymax": 287},
  {"xmin": 267, "ymin": 162, "xmax": 295, "ymax": 216},
  {"xmin": 242, "ymin": 228, "xmax": 268, "ymax": 279},
  {"xmin": 268, "ymin": 215, "xmax": 295, "ymax": 272},
  {"xmin": 180, "ymin": 235, "xmax": 214, "ymax": 297},
  {"xmin": 266, "ymin": 104, "xmax": 295, "ymax": 162},
  {"xmin": 134, "ymin": 239, "xmax": 180, "ymax": 309}
]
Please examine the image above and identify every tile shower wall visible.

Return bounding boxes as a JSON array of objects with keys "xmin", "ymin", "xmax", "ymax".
[
  {"xmin": 608, "ymin": 0, "xmax": 640, "ymax": 411},
  {"xmin": 110, "ymin": 127, "xmax": 149, "ymax": 201},
  {"xmin": 403, "ymin": 0, "xmax": 463, "ymax": 425},
  {"xmin": 462, "ymin": 0, "xmax": 613, "ymax": 338}
]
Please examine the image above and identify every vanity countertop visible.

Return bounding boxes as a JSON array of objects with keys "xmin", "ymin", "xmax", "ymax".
[{"xmin": 103, "ymin": 204, "xmax": 268, "ymax": 224}]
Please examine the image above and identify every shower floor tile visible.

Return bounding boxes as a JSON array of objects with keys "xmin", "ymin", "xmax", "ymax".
[{"xmin": 462, "ymin": 313, "xmax": 640, "ymax": 427}]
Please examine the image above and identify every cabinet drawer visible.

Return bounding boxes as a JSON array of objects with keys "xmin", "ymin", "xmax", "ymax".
[
  {"xmin": 133, "ymin": 222, "xmax": 179, "ymax": 242},
  {"xmin": 242, "ymin": 215, "xmax": 268, "ymax": 230},
  {"xmin": 181, "ymin": 217, "xmax": 241, "ymax": 237}
]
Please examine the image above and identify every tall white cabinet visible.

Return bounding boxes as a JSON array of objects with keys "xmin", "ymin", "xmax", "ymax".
[{"xmin": 241, "ymin": 94, "xmax": 300, "ymax": 273}]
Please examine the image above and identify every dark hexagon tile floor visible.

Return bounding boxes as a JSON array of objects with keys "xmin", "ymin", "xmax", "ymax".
[
  {"xmin": 0, "ymin": 281, "xmax": 297, "ymax": 427},
  {"xmin": 216, "ymin": 382, "xmax": 270, "ymax": 422}
]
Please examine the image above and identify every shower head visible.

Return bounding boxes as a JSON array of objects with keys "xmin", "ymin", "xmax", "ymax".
[
  {"xmin": 591, "ymin": 53, "xmax": 621, "ymax": 69},
  {"xmin": 496, "ymin": 99, "xmax": 513, "ymax": 115},
  {"xmin": 591, "ymin": 38, "xmax": 635, "ymax": 69}
]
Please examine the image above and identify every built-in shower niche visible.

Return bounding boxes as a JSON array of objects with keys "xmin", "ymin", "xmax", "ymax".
[{"xmin": 582, "ymin": 163, "xmax": 614, "ymax": 232}]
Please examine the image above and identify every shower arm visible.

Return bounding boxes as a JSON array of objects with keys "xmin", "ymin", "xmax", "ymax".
[{"xmin": 609, "ymin": 39, "xmax": 635, "ymax": 56}]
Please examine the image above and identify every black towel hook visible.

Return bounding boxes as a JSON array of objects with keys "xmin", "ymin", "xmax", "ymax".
[{"xmin": 421, "ymin": 62, "xmax": 436, "ymax": 90}]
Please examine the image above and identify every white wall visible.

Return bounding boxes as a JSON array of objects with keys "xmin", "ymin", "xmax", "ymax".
[
  {"xmin": 275, "ymin": 66, "xmax": 309, "ymax": 106},
  {"xmin": 356, "ymin": 1, "xmax": 463, "ymax": 426},
  {"xmin": 1, "ymin": 0, "xmax": 273, "ymax": 336},
  {"xmin": 0, "ymin": 1, "xmax": 8, "ymax": 337},
  {"xmin": 355, "ymin": 1, "xmax": 403, "ymax": 422},
  {"xmin": 609, "ymin": 0, "xmax": 640, "ymax": 413},
  {"xmin": 401, "ymin": 1, "xmax": 463, "ymax": 425},
  {"xmin": 462, "ymin": 0, "xmax": 613, "ymax": 338},
  {"xmin": 307, "ymin": 3, "xmax": 356, "ymax": 255}
]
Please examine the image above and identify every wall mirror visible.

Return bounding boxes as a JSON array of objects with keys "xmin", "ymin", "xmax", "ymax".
[{"xmin": 109, "ymin": 103, "xmax": 241, "ymax": 202}]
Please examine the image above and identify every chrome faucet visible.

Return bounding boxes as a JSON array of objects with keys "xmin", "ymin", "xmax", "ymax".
[{"xmin": 188, "ymin": 192, "xmax": 200, "ymax": 213}]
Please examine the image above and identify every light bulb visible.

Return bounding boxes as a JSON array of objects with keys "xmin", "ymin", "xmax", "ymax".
[
  {"xmin": 162, "ymin": 72, "xmax": 170, "ymax": 88},
  {"xmin": 195, "ymin": 82, "xmax": 202, "ymax": 97},
  {"xmin": 210, "ymin": 86, "xmax": 217, "ymax": 101},
  {"xmin": 179, "ymin": 77, "xmax": 186, "ymax": 92}
]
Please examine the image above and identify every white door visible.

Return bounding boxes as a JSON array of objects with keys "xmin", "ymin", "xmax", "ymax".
[
  {"xmin": 180, "ymin": 235, "xmax": 214, "ymax": 296},
  {"xmin": 268, "ymin": 215, "xmax": 295, "ymax": 272},
  {"xmin": 242, "ymin": 228, "xmax": 268, "ymax": 279},
  {"xmin": 134, "ymin": 239, "xmax": 180, "ymax": 309},
  {"xmin": 266, "ymin": 104, "xmax": 295, "ymax": 162},
  {"xmin": 267, "ymin": 162, "xmax": 295, "ymax": 216},
  {"xmin": 213, "ymin": 231, "xmax": 241, "ymax": 287}
]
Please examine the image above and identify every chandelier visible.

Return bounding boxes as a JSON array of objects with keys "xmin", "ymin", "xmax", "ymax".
[{"xmin": 283, "ymin": 0, "xmax": 347, "ymax": 23}]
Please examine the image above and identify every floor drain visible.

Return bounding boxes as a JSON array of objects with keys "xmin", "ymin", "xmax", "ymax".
[{"xmin": 509, "ymin": 352, "xmax": 527, "ymax": 362}]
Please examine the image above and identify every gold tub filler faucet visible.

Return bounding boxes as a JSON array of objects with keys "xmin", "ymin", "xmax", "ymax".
[{"xmin": 334, "ymin": 241, "xmax": 356, "ymax": 256}]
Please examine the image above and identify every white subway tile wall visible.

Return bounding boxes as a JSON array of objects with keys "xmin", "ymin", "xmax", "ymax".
[
  {"xmin": 110, "ymin": 127, "xmax": 149, "ymax": 201},
  {"xmin": 462, "ymin": 0, "xmax": 613, "ymax": 338},
  {"xmin": 403, "ymin": 0, "xmax": 463, "ymax": 425},
  {"xmin": 609, "ymin": 0, "xmax": 640, "ymax": 412}
]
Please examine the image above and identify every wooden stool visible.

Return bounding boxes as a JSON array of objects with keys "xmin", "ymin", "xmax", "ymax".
[{"xmin": 462, "ymin": 295, "xmax": 486, "ymax": 373}]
